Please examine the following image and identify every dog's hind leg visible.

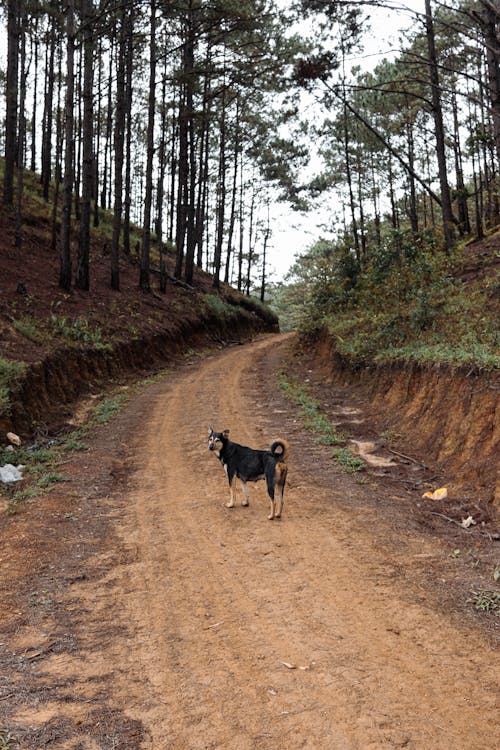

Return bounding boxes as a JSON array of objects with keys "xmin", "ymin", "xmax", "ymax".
[
  {"xmin": 241, "ymin": 481, "xmax": 250, "ymax": 507},
  {"xmin": 274, "ymin": 464, "xmax": 288, "ymax": 519},
  {"xmin": 266, "ymin": 474, "xmax": 276, "ymax": 520}
]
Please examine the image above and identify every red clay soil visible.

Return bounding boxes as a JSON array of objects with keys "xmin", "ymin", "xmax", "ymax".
[
  {"xmin": 0, "ymin": 334, "xmax": 499, "ymax": 749},
  {"xmin": 0, "ymin": 203, "xmax": 499, "ymax": 748}
]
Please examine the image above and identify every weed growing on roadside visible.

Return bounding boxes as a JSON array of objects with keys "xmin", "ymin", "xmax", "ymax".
[
  {"xmin": 277, "ymin": 372, "xmax": 346, "ymax": 451},
  {"xmin": 0, "ymin": 358, "xmax": 26, "ymax": 416},
  {"xmin": 50, "ymin": 314, "xmax": 111, "ymax": 350},
  {"xmin": 92, "ymin": 393, "xmax": 128, "ymax": 423},
  {"xmin": 467, "ymin": 590, "xmax": 500, "ymax": 615},
  {"xmin": 332, "ymin": 447, "xmax": 366, "ymax": 473},
  {"xmin": 12, "ymin": 316, "xmax": 44, "ymax": 343},
  {"xmin": 0, "ymin": 729, "xmax": 15, "ymax": 750}
]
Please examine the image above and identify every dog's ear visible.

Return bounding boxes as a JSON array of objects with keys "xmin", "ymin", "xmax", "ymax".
[
  {"xmin": 208, "ymin": 425, "xmax": 213, "ymax": 436},
  {"xmin": 223, "ymin": 429, "xmax": 230, "ymax": 438}
]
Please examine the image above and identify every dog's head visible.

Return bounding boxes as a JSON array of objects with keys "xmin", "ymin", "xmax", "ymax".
[{"xmin": 208, "ymin": 426, "xmax": 230, "ymax": 454}]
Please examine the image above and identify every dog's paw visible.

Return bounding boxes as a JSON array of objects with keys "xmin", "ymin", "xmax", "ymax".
[{"xmin": 226, "ymin": 502, "xmax": 235, "ymax": 509}]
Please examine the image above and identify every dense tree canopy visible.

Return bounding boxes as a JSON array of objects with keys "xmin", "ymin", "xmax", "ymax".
[{"xmin": 1, "ymin": 0, "xmax": 499, "ymax": 300}]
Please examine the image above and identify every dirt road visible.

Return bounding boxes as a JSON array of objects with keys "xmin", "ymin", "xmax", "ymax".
[{"xmin": 2, "ymin": 334, "xmax": 499, "ymax": 749}]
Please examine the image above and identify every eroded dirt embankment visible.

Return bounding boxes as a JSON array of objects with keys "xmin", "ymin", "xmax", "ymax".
[
  {"xmin": 312, "ymin": 329, "xmax": 500, "ymax": 507},
  {"xmin": 5, "ymin": 308, "xmax": 273, "ymax": 435}
]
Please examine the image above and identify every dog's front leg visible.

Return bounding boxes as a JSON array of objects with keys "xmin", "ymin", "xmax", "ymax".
[
  {"xmin": 241, "ymin": 481, "xmax": 250, "ymax": 507},
  {"xmin": 225, "ymin": 467, "xmax": 236, "ymax": 508}
]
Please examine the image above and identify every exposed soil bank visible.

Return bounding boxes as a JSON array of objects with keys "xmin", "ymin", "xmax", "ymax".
[
  {"xmin": 311, "ymin": 328, "xmax": 500, "ymax": 508},
  {"xmin": 5, "ymin": 308, "xmax": 274, "ymax": 436}
]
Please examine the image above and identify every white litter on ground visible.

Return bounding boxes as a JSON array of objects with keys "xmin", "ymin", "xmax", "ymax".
[{"xmin": 0, "ymin": 464, "xmax": 25, "ymax": 483}]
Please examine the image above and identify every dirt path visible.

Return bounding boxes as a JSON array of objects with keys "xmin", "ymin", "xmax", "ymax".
[{"xmin": 2, "ymin": 334, "xmax": 499, "ymax": 749}]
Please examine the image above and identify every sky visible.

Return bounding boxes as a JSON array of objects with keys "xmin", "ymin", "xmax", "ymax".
[{"xmin": 267, "ymin": 1, "xmax": 423, "ymax": 282}]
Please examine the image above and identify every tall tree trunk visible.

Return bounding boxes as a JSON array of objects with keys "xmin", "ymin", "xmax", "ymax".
[
  {"xmin": 224, "ymin": 99, "xmax": 240, "ymax": 284},
  {"xmin": 260, "ymin": 197, "xmax": 270, "ymax": 302},
  {"xmin": 342, "ymin": 100, "xmax": 360, "ymax": 262},
  {"xmin": 245, "ymin": 180, "xmax": 256, "ymax": 296},
  {"xmin": 30, "ymin": 22, "xmax": 39, "ymax": 172},
  {"xmin": 140, "ymin": 0, "xmax": 156, "ymax": 293},
  {"xmin": 175, "ymin": 84, "xmax": 188, "ymax": 278},
  {"xmin": 93, "ymin": 39, "xmax": 102, "ymax": 228},
  {"xmin": 15, "ymin": 6, "xmax": 26, "ymax": 245},
  {"xmin": 123, "ymin": 7, "xmax": 134, "ymax": 255},
  {"xmin": 213, "ymin": 61, "xmax": 227, "ymax": 290},
  {"xmin": 73, "ymin": 48, "xmax": 82, "ymax": 221},
  {"xmin": 156, "ymin": 55, "xmax": 168, "ymax": 291},
  {"xmin": 238, "ymin": 152, "xmax": 245, "ymax": 292},
  {"xmin": 101, "ymin": 34, "xmax": 114, "ymax": 210},
  {"xmin": 4, "ymin": 0, "xmax": 19, "ymax": 206},
  {"xmin": 76, "ymin": 0, "xmax": 94, "ymax": 291},
  {"xmin": 184, "ymin": 0, "xmax": 197, "ymax": 286},
  {"xmin": 111, "ymin": 5, "xmax": 128, "ymax": 291},
  {"xmin": 405, "ymin": 111, "xmax": 419, "ymax": 236},
  {"xmin": 451, "ymin": 83, "xmax": 470, "ymax": 235},
  {"xmin": 168, "ymin": 105, "xmax": 178, "ymax": 246},
  {"xmin": 480, "ymin": 0, "xmax": 500, "ymax": 171},
  {"xmin": 424, "ymin": 0, "xmax": 455, "ymax": 252},
  {"xmin": 60, "ymin": 0, "xmax": 75, "ymax": 291},
  {"xmin": 51, "ymin": 47, "xmax": 63, "ymax": 250},
  {"xmin": 41, "ymin": 19, "xmax": 56, "ymax": 201}
]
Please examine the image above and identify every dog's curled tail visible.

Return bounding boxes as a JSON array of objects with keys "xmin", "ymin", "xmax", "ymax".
[{"xmin": 270, "ymin": 438, "xmax": 290, "ymax": 462}]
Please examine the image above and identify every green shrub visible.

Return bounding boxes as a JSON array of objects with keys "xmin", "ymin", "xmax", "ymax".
[{"xmin": 0, "ymin": 358, "xmax": 26, "ymax": 415}]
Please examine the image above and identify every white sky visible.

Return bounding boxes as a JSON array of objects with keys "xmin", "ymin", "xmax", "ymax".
[{"xmin": 267, "ymin": 1, "xmax": 423, "ymax": 282}]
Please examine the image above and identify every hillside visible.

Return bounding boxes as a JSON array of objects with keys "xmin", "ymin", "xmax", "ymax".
[{"xmin": 0, "ymin": 197, "xmax": 278, "ymax": 436}]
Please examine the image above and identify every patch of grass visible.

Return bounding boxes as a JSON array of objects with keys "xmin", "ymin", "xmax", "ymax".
[
  {"xmin": 35, "ymin": 471, "xmax": 65, "ymax": 487},
  {"xmin": 0, "ymin": 436, "xmax": 80, "ymax": 512},
  {"xmin": 62, "ymin": 438, "xmax": 89, "ymax": 452},
  {"xmin": 12, "ymin": 316, "xmax": 45, "ymax": 343},
  {"xmin": 203, "ymin": 294, "xmax": 236, "ymax": 319},
  {"xmin": 50, "ymin": 314, "xmax": 111, "ymax": 350},
  {"xmin": 332, "ymin": 447, "xmax": 366, "ymax": 473},
  {"xmin": 0, "ymin": 358, "xmax": 26, "ymax": 415},
  {"xmin": 315, "ymin": 432, "xmax": 345, "ymax": 446},
  {"xmin": 278, "ymin": 372, "xmax": 346, "ymax": 449},
  {"xmin": 379, "ymin": 429, "xmax": 401, "ymax": 445},
  {"xmin": 92, "ymin": 393, "xmax": 128, "ymax": 423},
  {"xmin": 0, "ymin": 729, "xmax": 15, "ymax": 750},
  {"xmin": 0, "ymin": 444, "xmax": 54, "ymax": 467},
  {"xmin": 467, "ymin": 590, "xmax": 500, "ymax": 615}
]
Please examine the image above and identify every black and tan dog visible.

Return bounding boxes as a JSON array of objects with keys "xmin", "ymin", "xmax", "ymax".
[{"xmin": 208, "ymin": 427, "xmax": 289, "ymax": 520}]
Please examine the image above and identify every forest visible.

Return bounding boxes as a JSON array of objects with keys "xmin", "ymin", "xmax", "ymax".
[{"xmin": 1, "ymin": 0, "xmax": 499, "ymax": 367}]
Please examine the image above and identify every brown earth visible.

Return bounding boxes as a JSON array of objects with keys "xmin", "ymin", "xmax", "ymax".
[
  {"xmin": 1, "ymin": 334, "xmax": 499, "ymax": 749},
  {"xmin": 0, "ymin": 202, "xmax": 276, "ymax": 434},
  {"xmin": 312, "ymin": 330, "xmax": 500, "ymax": 509}
]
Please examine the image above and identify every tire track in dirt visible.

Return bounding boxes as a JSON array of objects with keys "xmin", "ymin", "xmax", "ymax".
[{"xmin": 106, "ymin": 335, "xmax": 498, "ymax": 749}]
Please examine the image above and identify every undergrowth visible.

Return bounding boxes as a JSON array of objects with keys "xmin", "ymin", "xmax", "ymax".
[
  {"xmin": 0, "ymin": 389, "xmax": 129, "ymax": 514},
  {"xmin": 0, "ymin": 358, "xmax": 26, "ymax": 416},
  {"xmin": 277, "ymin": 230, "xmax": 500, "ymax": 370},
  {"xmin": 277, "ymin": 372, "xmax": 364, "ymax": 472}
]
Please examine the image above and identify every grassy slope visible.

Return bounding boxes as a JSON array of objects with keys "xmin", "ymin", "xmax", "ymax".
[
  {"xmin": 0, "ymin": 166, "xmax": 278, "ymax": 422},
  {"xmin": 276, "ymin": 231, "xmax": 500, "ymax": 371}
]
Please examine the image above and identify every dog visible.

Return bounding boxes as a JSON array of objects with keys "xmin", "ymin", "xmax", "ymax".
[{"xmin": 208, "ymin": 427, "xmax": 289, "ymax": 520}]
